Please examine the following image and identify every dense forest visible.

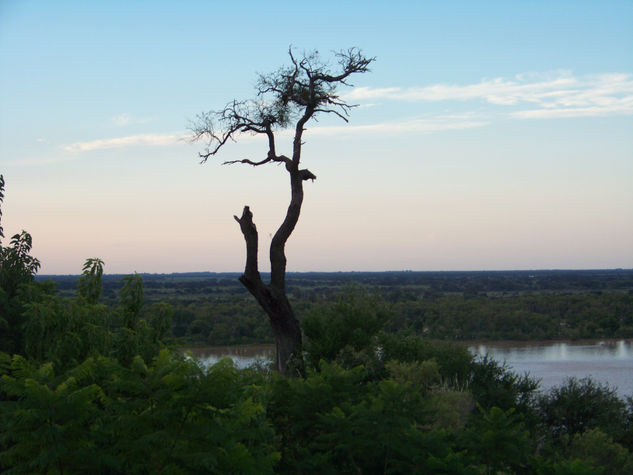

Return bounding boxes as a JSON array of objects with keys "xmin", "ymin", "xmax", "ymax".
[
  {"xmin": 3, "ymin": 173, "xmax": 633, "ymax": 472},
  {"xmin": 41, "ymin": 269, "xmax": 633, "ymax": 345}
]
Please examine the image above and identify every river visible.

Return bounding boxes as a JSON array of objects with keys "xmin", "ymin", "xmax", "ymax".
[
  {"xmin": 469, "ymin": 339, "xmax": 633, "ymax": 396},
  {"xmin": 186, "ymin": 339, "xmax": 633, "ymax": 397}
]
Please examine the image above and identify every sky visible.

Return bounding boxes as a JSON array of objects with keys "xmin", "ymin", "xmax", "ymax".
[{"xmin": 1, "ymin": 0, "xmax": 632, "ymax": 274}]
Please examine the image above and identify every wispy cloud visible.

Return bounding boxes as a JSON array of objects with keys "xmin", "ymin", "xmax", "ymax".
[
  {"xmin": 348, "ymin": 72, "xmax": 633, "ymax": 119},
  {"xmin": 59, "ymin": 72, "xmax": 632, "ymax": 153},
  {"xmin": 513, "ymin": 102, "xmax": 633, "ymax": 119},
  {"xmin": 310, "ymin": 115, "xmax": 489, "ymax": 136},
  {"xmin": 63, "ymin": 133, "xmax": 184, "ymax": 153},
  {"xmin": 111, "ymin": 113, "xmax": 153, "ymax": 126}
]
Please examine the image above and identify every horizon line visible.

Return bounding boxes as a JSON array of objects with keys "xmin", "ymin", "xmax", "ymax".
[{"xmin": 36, "ymin": 267, "xmax": 633, "ymax": 277}]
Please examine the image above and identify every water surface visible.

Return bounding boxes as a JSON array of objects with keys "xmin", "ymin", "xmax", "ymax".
[
  {"xmin": 186, "ymin": 344, "xmax": 275, "ymax": 369},
  {"xmin": 469, "ymin": 339, "xmax": 633, "ymax": 396},
  {"xmin": 186, "ymin": 339, "xmax": 633, "ymax": 396}
]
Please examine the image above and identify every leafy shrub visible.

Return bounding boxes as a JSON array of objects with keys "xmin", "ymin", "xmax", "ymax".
[
  {"xmin": 538, "ymin": 377, "xmax": 628, "ymax": 448},
  {"xmin": 427, "ymin": 389, "xmax": 474, "ymax": 430},
  {"xmin": 469, "ymin": 355, "xmax": 539, "ymax": 416},
  {"xmin": 0, "ymin": 350, "xmax": 279, "ymax": 474},
  {"xmin": 302, "ymin": 287, "xmax": 390, "ymax": 371},
  {"xmin": 386, "ymin": 359, "xmax": 441, "ymax": 391},
  {"xmin": 568, "ymin": 428, "xmax": 633, "ymax": 474},
  {"xmin": 461, "ymin": 405, "xmax": 532, "ymax": 473},
  {"xmin": 267, "ymin": 362, "xmax": 467, "ymax": 474},
  {"xmin": 378, "ymin": 333, "xmax": 473, "ymax": 385}
]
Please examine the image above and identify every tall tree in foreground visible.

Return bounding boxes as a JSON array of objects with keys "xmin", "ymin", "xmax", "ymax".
[{"xmin": 191, "ymin": 48, "xmax": 373, "ymax": 375}]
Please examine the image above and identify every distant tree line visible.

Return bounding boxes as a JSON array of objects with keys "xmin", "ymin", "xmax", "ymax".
[
  {"xmin": 40, "ymin": 268, "xmax": 633, "ymax": 302},
  {"xmin": 40, "ymin": 270, "xmax": 633, "ymax": 346},
  {"xmin": 164, "ymin": 290, "xmax": 632, "ymax": 346}
]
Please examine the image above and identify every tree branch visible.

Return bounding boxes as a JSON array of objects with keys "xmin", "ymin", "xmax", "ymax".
[
  {"xmin": 313, "ymin": 108, "xmax": 350, "ymax": 122},
  {"xmin": 223, "ymin": 153, "xmax": 292, "ymax": 167},
  {"xmin": 299, "ymin": 169, "xmax": 316, "ymax": 181},
  {"xmin": 223, "ymin": 157, "xmax": 272, "ymax": 166}
]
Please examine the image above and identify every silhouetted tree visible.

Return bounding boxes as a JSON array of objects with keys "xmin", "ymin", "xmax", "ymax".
[{"xmin": 192, "ymin": 48, "xmax": 373, "ymax": 375}]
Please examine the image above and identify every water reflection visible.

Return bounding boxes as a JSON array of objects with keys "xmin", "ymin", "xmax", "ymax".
[
  {"xmin": 471, "ymin": 340, "xmax": 633, "ymax": 361},
  {"xmin": 186, "ymin": 340, "xmax": 633, "ymax": 396},
  {"xmin": 185, "ymin": 344, "xmax": 275, "ymax": 369},
  {"xmin": 469, "ymin": 339, "xmax": 633, "ymax": 396}
]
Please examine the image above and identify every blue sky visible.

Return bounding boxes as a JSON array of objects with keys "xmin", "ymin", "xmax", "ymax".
[{"xmin": 1, "ymin": 0, "xmax": 632, "ymax": 274}]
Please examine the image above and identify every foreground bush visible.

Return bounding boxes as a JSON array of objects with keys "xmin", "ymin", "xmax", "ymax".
[{"xmin": 1, "ymin": 351, "xmax": 278, "ymax": 474}]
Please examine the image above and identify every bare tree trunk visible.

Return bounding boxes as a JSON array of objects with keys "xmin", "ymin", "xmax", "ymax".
[{"xmin": 234, "ymin": 194, "xmax": 305, "ymax": 376}]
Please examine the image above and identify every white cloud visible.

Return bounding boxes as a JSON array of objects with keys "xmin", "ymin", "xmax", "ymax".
[
  {"xmin": 348, "ymin": 72, "xmax": 633, "ymax": 119},
  {"xmin": 111, "ymin": 113, "xmax": 153, "ymax": 126},
  {"xmin": 348, "ymin": 87, "xmax": 401, "ymax": 100},
  {"xmin": 59, "ymin": 72, "xmax": 632, "ymax": 153},
  {"xmin": 112, "ymin": 113, "xmax": 132, "ymax": 126},
  {"xmin": 63, "ymin": 133, "xmax": 185, "ymax": 152},
  {"xmin": 513, "ymin": 103, "xmax": 633, "ymax": 119},
  {"xmin": 310, "ymin": 116, "xmax": 489, "ymax": 136}
]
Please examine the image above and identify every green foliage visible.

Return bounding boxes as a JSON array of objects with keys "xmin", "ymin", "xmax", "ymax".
[
  {"xmin": 119, "ymin": 272, "xmax": 144, "ymax": 329},
  {"xmin": 537, "ymin": 377, "xmax": 628, "ymax": 448},
  {"xmin": 302, "ymin": 287, "xmax": 390, "ymax": 371},
  {"xmin": 462, "ymin": 405, "xmax": 532, "ymax": 473},
  {"xmin": 267, "ymin": 362, "xmax": 467, "ymax": 474},
  {"xmin": 2, "ymin": 262, "xmax": 632, "ymax": 473},
  {"xmin": 0, "ymin": 175, "xmax": 40, "ymax": 295},
  {"xmin": 77, "ymin": 257, "xmax": 104, "ymax": 304},
  {"xmin": 0, "ymin": 350, "xmax": 279, "ymax": 474},
  {"xmin": 427, "ymin": 389, "xmax": 474, "ymax": 430},
  {"xmin": 378, "ymin": 333, "xmax": 473, "ymax": 385},
  {"xmin": 110, "ymin": 274, "xmax": 176, "ymax": 366},
  {"xmin": 0, "ymin": 280, "xmax": 54, "ymax": 355},
  {"xmin": 0, "ymin": 355, "xmax": 108, "ymax": 473},
  {"xmin": 44, "ymin": 270, "xmax": 633, "ymax": 346},
  {"xmin": 268, "ymin": 361, "xmax": 369, "ymax": 467},
  {"xmin": 313, "ymin": 380, "xmax": 454, "ymax": 474},
  {"xmin": 568, "ymin": 428, "xmax": 633, "ymax": 474},
  {"xmin": 0, "ymin": 230, "xmax": 42, "ymax": 353},
  {"xmin": 0, "ymin": 176, "xmax": 43, "ymax": 354},
  {"xmin": 1, "ymin": 255, "xmax": 174, "ymax": 373},
  {"xmin": 0, "ymin": 232, "xmax": 41, "ymax": 298},
  {"xmin": 388, "ymin": 291, "xmax": 633, "ymax": 341},
  {"xmin": 147, "ymin": 301, "xmax": 174, "ymax": 343},
  {"xmin": 384, "ymin": 360, "xmax": 475, "ymax": 431},
  {"xmin": 470, "ymin": 355, "xmax": 540, "ymax": 419},
  {"xmin": 386, "ymin": 359, "xmax": 441, "ymax": 391},
  {"xmin": 21, "ymin": 293, "xmax": 110, "ymax": 368},
  {"xmin": 8, "ymin": 258, "xmax": 173, "ymax": 371},
  {"xmin": 535, "ymin": 458, "xmax": 603, "ymax": 474}
]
